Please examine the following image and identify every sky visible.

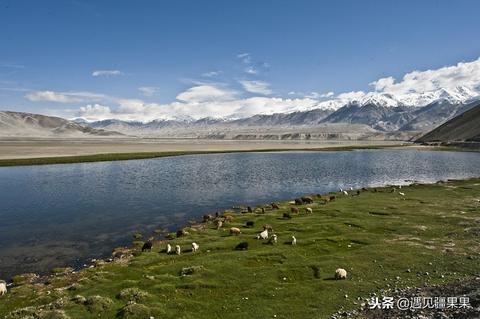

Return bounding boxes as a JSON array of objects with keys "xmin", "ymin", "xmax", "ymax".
[{"xmin": 1, "ymin": 0, "xmax": 480, "ymax": 121}]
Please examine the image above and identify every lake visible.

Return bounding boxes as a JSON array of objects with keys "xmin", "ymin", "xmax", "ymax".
[{"xmin": 1, "ymin": 149, "xmax": 479, "ymax": 279}]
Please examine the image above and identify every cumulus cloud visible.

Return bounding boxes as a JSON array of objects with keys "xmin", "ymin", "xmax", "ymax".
[
  {"xmin": 138, "ymin": 86, "xmax": 158, "ymax": 97},
  {"xmin": 78, "ymin": 104, "xmax": 113, "ymax": 120},
  {"xmin": 370, "ymin": 58, "xmax": 480, "ymax": 94},
  {"xmin": 240, "ymin": 80, "xmax": 272, "ymax": 95},
  {"xmin": 25, "ymin": 90, "xmax": 105, "ymax": 103},
  {"xmin": 176, "ymin": 85, "xmax": 236, "ymax": 103},
  {"xmin": 92, "ymin": 70, "xmax": 123, "ymax": 77}
]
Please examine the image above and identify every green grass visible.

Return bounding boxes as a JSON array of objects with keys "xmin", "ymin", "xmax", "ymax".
[
  {"xmin": 0, "ymin": 179, "xmax": 479, "ymax": 318},
  {"xmin": 0, "ymin": 144, "xmax": 405, "ymax": 167}
]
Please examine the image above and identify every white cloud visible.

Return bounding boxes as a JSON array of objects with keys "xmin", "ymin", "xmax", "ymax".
[
  {"xmin": 92, "ymin": 70, "xmax": 123, "ymax": 77},
  {"xmin": 202, "ymin": 71, "xmax": 222, "ymax": 77},
  {"xmin": 370, "ymin": 58, "xmax": 480, "ymax": 94},
  {"xmin": 138, "ymin": 86, "xmax": 158, "ymax": 97},
  {"xmin": 237, "ymin": 53, "xmax": 251, "ymax": 64},
  {"xmin": 245, "ymin": 66, "xmax": 258, "ymax": 75},
  {"xmin": 78, "ymin": 104, "xmax": 113, "ymax": 121},
  {"xmin": 25, "ymin": 90, "xmax": 106, "ymax": 103},
  {"xmin": 240, "ymin": 80, "xmax": 272, "ymax": 95},
  {"xmin": 321, "ymin": 91, "xmax": 335, "ymax": 98},
  {"xmin": 336, "ymin": 91, "xmax": 366, "ymax": 101},
  {"xmin": 176, "ymin": 85, "xmax": 236, "ymax": 103}
]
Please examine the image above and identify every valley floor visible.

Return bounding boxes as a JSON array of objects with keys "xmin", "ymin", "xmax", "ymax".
[
  {"xmin": 0, "ymin": 179, "xmax": 479, "ymax": 318},
  {"xmin": 0, "ymin": 138, "xmax": 405, "ymax": 166}
]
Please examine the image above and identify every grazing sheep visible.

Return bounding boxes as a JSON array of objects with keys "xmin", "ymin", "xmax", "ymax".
[
  {"xmin": 342, "ymin": 190, "xmax": 349, "ymax": 196},
  {"xmin": 335, "ymin": 268, "xmax": 347, "ymax": 280},
  {"xmin": 263, "ymin": 224, "xmax": 274, "ymax": 231},
  {"xmin": 271, "ymin": 202, "xmax": 280, "ymax": 210},
  {"xmin": 191, "ymin": 242, "xmax": 199, "ymax": 253},
  {"xmin": 305, "ymin": 207, "xmax": 313, "ymax": 214},
  {"xmin": 0, "ymin": 280, "xmax": 6, "ymax": 296},
  {"xmin": 235, "ymin": 242, "xmax": 249, "ymax": 250},
  {"xmin": 291, "ymin": 207, "xmax": 299, "ymax": 214},
  {"xmin": 166, "ymin": 244, "xmax": 172, "ymax": 254},
  {"xmin": 301, "ymin": 196, "xmax": 314, "ymax": 204},
  {"xmin": 141, "ymin": 241, "xmax": 153, "ymax": 252},
  {"xmin": 203, "ymin": 214, "xmax": 214, "ymax": 223},
  {"xmin": 291, "ymin": 236, "xmax": 297, "ymax": 245},
  {"xmin": 329, "ymin": 195, "xmax": 336, "ymax": 201},
  {"xmin": 175, "ymin": 245, "xmax": 181, "ymax": 255},
  {"xmin": 399, "ymin": 192, "xmax": 405, "ymax": 196},
  {"xmin": 283, "ymin": 212, "xmax": 292, "ymax": 219},
  {"xmin": 294, "ymin": 198, "xmax": 304, "ymax": 205},
  {"xmin": 257, "ymin": 229, "xmax": 268, "ymax": 240},
  {"xmin": 268, "ymin": 234, "xmax": 278, "ymax": 244},
  {"xmin": 247, "ymin": 206, "xmax": 253, "ymax": 213},
  {"xmin": 215, "ymin": 219, "xmax": 223, "ymax": 229},
  {"xmin": 230, "ymin": 227, "xmax": 242, "ymax": 235},
  {"xmin": 223, "ymin": 215, "xmax": 234, "ymax": 223}
]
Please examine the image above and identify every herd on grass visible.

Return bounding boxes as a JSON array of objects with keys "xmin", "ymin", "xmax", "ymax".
[{"xmin": 138, "ymin": 187, "xmax": 406, "ymax": 282}]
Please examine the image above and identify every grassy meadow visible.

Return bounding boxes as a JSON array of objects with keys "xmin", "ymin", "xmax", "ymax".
[{"xmin": 0, "ymin": 179, "xmax": 479, "ymax": 318}]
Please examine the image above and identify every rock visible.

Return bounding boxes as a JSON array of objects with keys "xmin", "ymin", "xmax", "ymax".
[
  {"xmin": 118, "ymin": 288, "xmax": 150, "ymax": 302},
  {"xmin": 180, "ymin": 266, "xmax": 204, "ymax": 276}
]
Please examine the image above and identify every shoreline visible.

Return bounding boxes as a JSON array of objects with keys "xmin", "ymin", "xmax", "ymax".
[
  {"xmin": 1, "ymin": 142, "xmax": 474, "ymax": 167},
  {"xmin": 1, "ymin": 177, "xmax": 479, "ymax": 318}
]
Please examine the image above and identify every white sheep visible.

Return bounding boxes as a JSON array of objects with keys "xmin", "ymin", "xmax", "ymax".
[
  {"xmin": 230, "ymin": 227, "xmax": 241, "ymax": 235},
  {"xmin": 258, "ymin": 229, "xmax": 268, "ymax": 240},
  {"xmin": 192, "ymin": 242, "xmax": 199, "ymax": 253},
  {"xmin": 269, "ymin": 234, "xmax": 278, "ymax": 244},
  {"xmin": 305, "ymin": 207, "xmax": 313, "ymax": 214},
  {"xmin": 399, "ymin": 192, "xmax": 405, "ymax": 196},
  {"xmin": 291, "ymin": 236, "xmax": 297, "ymax": 245},
  {"xmin": 342, "ymin": 190, "xmax": 349, "ymax": 196},
  {"xmin": 175, "ymin": 245, "xmax": 181, "ymax": 255},
  {"xmin": 349, "ymin": 187, "xmax": 353, "ymax": 191},
  {"xmin": 335, "ymin": 268, "xmax": 347, "ymax": 280},
  {"xmin": 166, "ymin": 243, "xmax": 172, "ymax": 254},
  {"xmin": 0, "ymin": 280, "xmax": 6, "ymax": 296}
]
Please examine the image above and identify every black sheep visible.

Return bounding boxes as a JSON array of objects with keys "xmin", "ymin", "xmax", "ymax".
[
  {"xmin": 141, "ymin": 241, "xmax": 153, "ymax": 252},
  {"xmin": 235, "ymin": 242, "xmax": 249, "ymax": 250}
]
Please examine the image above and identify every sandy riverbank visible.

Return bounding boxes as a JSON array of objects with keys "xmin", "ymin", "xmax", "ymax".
[{"xmin": 0, "ymin": 137, "xmax": 406, "ymax": 160}]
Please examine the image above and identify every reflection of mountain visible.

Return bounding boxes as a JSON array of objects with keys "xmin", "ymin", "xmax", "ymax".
[
  {"xmin": 0, "ymin": 111, "xmax": 123, "ymax": 137},
  {"xmin": 416, "ymin": 101, "xmax": 480, "ymax": 144}
]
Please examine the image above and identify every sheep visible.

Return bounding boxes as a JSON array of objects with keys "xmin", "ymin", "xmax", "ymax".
[
  {"xmin": 356, "ymin": 190, "xmax": 361, "ymax": 196},
  {"xmin": 203, "ymin": 214, "xmax": 214, "ymax": 223},
  {"xmin": 0, "ymin": 280, "xmax": 6, "ymax": 296},
  {"xmin": 268, "ymin": 234, "xmax": 278, "ymax": 245},
  {"xmin": 166, "ymin": 243, "xmax": 172, "ymax": 254},
  {"xmin": 349, "ymin": 187, "xmax": 353, "ymax": 191},
  {"xmin": 399, "ymin": 192, "xmax": 405, "ymax": 196},
  {"xmin": 291, "ymin": 207, "xmax": 299, "ymax": 214},
  {"xmin": 223, "ymin": 215, "xmax": 234, "ymax": 223},
  {"xmin": 301, "ymin": 196, "xmax": 314, "ymax": 204},
  {"xmin": 230, "ymin": 227, "xmax": 241, "ymax": 235},
  {"xmin": 294, "ymin": 198, "xmax": 304, "ymax": 205},
  {"xmin": 191, "ymin": 242, "xmax": 199, "ymax": 253},
  {"xmin": 329, "ymin": 195, "xmax": 336, "ymax": 201},
  {"xmin": 215, "ymin": 219, "xmax": 223, "ymax": 229},
  {"xmin": 235, "ymin": 242, "xmax": 249, "ymax": 250},
  {"xmin": 335, "ymin": 268, "xmax": 347, "ymax": 280},
  {"xmin": 342, "ymin": 190, "xmax": 349, "ymax": 196},
  {"xmin": 175, "ymin": 245, "xmax": 181, "ymax": 255},
  {"xmin": 263, "ymin": 224, "xmax": 274, "ymax": 231},
  {"xmin": 283, "ymin": 212, "xmax": 292, "ymax": 219},
  {"xmin": 246, "ymin": 221, "xmax": 255, "ymax": 227},
  {"xmin": 257, "ymin": 229, "xmax": 268, "ymax": 240},
  {"xmin": 291, "ymin": 236, "xmax": 297, "ymax": 245},
  {"xmin": 141, "ymin": 241, "xmax": 153, "ymax": 252},
  {"xmin": 247, "ymin": 206, "xmax": 253, "ymax": 213},
  {"xmin": 271, "ymin": 202, "xmax": 280, "ymax": 210},
  {"xmin": 305, "ymin": 207, "xmax": 313, "ymax": 214}
]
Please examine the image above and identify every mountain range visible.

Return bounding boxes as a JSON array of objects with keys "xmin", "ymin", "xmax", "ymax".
[{"xmin": 1, "ymin": 86, "xmax": 479, "ymax": 140}]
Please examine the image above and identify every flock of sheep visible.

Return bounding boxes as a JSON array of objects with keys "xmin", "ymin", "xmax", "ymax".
[{"xmin": 141, "ymin": 193, "xmax": 351, "ymax": 281}]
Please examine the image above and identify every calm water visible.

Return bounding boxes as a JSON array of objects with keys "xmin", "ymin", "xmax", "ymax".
[{"xmin": 1, "ymin": 150, "xmax": 479, "ymax": 279}]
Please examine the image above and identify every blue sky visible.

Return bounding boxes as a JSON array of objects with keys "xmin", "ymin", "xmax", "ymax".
[{"xmin": 1, "ymin": 0, "xmax": 480, "ymax": 120}]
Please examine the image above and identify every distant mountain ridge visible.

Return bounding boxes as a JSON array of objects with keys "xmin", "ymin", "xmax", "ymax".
[
  {"xmin": 0, "ymin": 111, "xmax": 123, "ymax": 137},
  {"xmin": 416, "ymin": 101, "xmax": 480, "ymax": 144}
]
